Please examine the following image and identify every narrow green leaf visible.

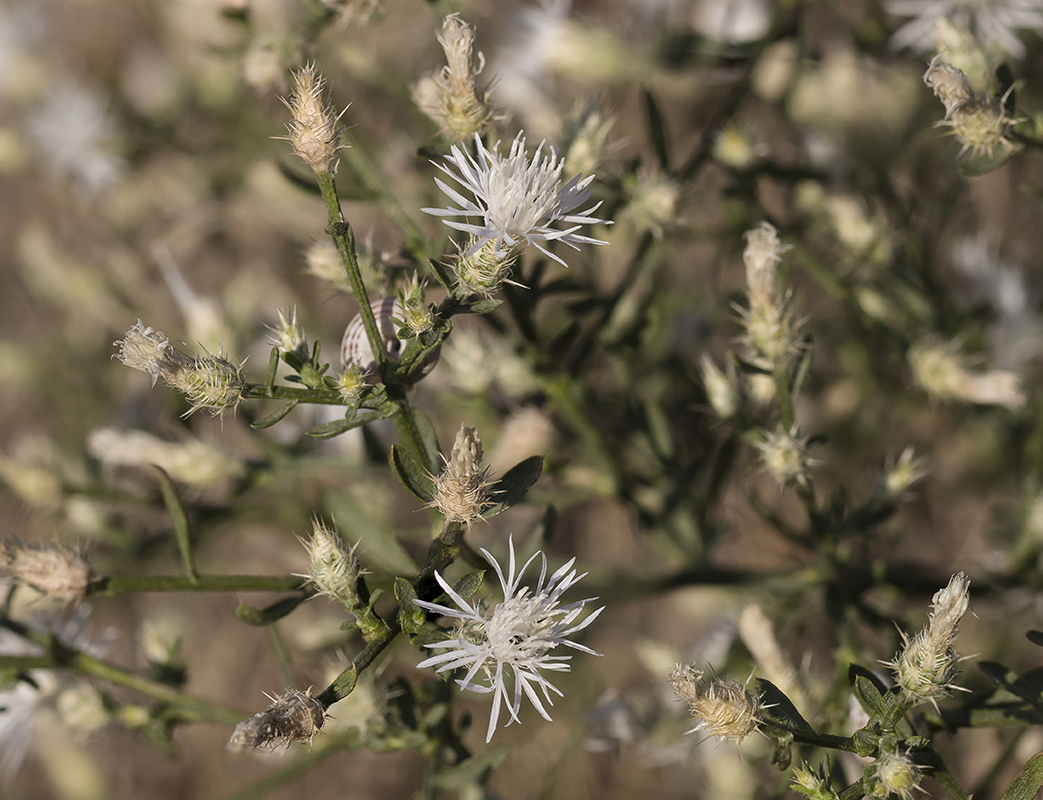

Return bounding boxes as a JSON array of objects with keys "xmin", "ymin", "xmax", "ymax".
[
  {"xmin": 452, "ymin": 569, "xmax": 485, "ymax": 600},
  {"xmin": 152, "ymin": 467, "xmax": 198, "ymax": 584},
  {"xmin": 1002, "ymin": 754, "xmax": 1043, "ymax": 800},
  {"xmin": 427, "ymin": 257, "xmax": 455, "ymax": 294},
  {"xmin": 957, "ymin": 144, "xmax": 1020, "ymax": 177},
  {"xmin": 390, "ymin": 444, "xmax": 435, "ymax": 503},
  {"xmin": 850, "ymin": 665, "xmax": 888, "ymax": 718},
  {"xmin": 307, "ymin": 413, "xmax": 381, "ymax": 439},
  {"xmin": 643, "ymin": 88, "xmax": 671, "ymax": 173},
  {"xmin": 755, "ymin": 678, "xmax": 816, "ymax": 734},
  {"xmin": 484, "ymin": 456, "xmax": 544, "ymax": 518},
  {"xmin": 411, "ymin": 408, "xmax": 441, "ymax": 474},
  {"xmin": 265, "ymin": 346, "xmax": 279, "ymax": 395},
  {"xmin": 395, "ymin": 577, "xmax": 426, "ymax": 634},
  {"xmin": 235, "ymin": 595, "xmax": 307, "ymax": 626},
  {"xmin": 251, "ymin": 400, "xmax": 299, "ymax": 429},
  {"xmin": 1026, "ymin": 630, "xmax": 1043, "ymax": 648}
]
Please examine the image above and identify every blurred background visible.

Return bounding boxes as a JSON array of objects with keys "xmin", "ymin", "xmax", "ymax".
[{"xmin": 3, "ymin": 0, "xmax": 1043, "ymax": 798}]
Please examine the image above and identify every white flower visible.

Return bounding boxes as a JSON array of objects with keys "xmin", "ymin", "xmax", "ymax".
[
  {"xmin": 414, "ymin": 536, "xmax": 603, "ymax": 742},
  {"xmin": 887, "ymin": 0, "xmax": 1043, "ymax": 59},
  {"xmin": 422, "ymin": 132, "xmax": 611, "ymax": 267}
]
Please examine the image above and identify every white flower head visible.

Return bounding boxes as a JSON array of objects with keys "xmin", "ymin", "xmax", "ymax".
[
  {"xmin": 414, "ymin": 535, "xmax": 603, "ymax": 742},
  {"xmin": 422, "ymin": 132, "xmax": 611, "ymax": 267},
  {"xmin": 887, "ymin": 0, "xmax": 1043, "ymax": 59}
]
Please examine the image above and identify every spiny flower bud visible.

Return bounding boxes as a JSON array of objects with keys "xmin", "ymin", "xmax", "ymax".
[
  {"xmin": 411, "ymin": 14, "xmax": 496, "ymax": 141},
  {"xmin": 909, "ymin": 336, "xmax": 1025, "ymax": 409},
  {"xmin": 227, "ymin": 688, "xmax": 326, "ymax": 751},
  {"xmin": 283, "ymin": 64, "xmax": 344, "ymax": 174},
  {"xmin": 452, "ymin": 237, "xmax": 517, "ymax": 298},
  {"xmin": 754, "ymin": 425, "xmax": 816, "ymax": 489},
  {"xmin": 886, "ymin": 572, "xmax": 971, "ymax": 705},
  {"xmin": 0, "ymin": 540, "xmax": 96, "ymax": 603},
  {"xmin": 298, "ymin": 519, "xmax": 361, "ymax": 610},
  {"xmin": 867, "ymin": 750, "xmax": 924, "ymax": 800},
  {"xmin": 267, "ymin": 306, "xmax": 305, "ymax": 355},
  {"xmin": 738, "ymin": 223, "xmax": 802, "ymax": 368},
  {"xmin": 429, "ymin": 424, "xmax": 494, "ymax": 524},
  {"xmin": 791, "ymin": 762, "xmax": 839, "ymax": 800},
  {"xmin": 397, "ymin": 276, "xmax": 435, "ymax": 336},
  {"xmin": 668, "ymin": 664, "xmax": 762, "ymax": 746},
  {"xmin": 881, "ymin": 447, "xmax": 929, "ymax": 502},
  {"xmin": 166, "ymin": 347, "xmax": 246, "ymax": 418},
  {"xmin": 335, "ymin": 364, "xmax": 367, "ymax": 404}
]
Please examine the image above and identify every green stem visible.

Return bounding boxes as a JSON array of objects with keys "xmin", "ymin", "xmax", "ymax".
[
  {"xmin": 315, "ymin": 170, "xmax": 388, "ymax": 380},
  {"xmin": 773, "ymin": 362, "xmax": 795, "ymax": 430},
  {"xmin": 90, "ymin": 574, "xmax": 307, "ymax": 595},
  {"xmin": 762, "ymin": 720, "xmax": 857, "ymax": 752}
]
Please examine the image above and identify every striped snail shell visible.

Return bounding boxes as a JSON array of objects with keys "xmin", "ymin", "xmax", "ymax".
[{"xmin": 340, "ymin": 296, "xmax": 441, "ymax": 385}]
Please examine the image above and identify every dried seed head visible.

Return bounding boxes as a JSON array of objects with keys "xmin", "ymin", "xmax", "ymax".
[
  {"xmin": 886, "ymin": 572, "xmax": 971, "ymax": 704},
  {"xmin": 909, "ymin": 336, "xmax": 1025, "ymax": 409},
  {"xmin": 298, "ymin": 519, "xmax": 361, "ymax": 609},
  {"xmin": 924, "ymin": 57, "xmax": 975, "ymax": 117},
  {"xmin": 284, "ymin": 64, "xmax": 344, "ymax": 174},
  {"xmin": 0, "ymin": 540, "xmax": 95, "ymax": 603},
  {"xmin": 667, "ymin": 664, "xmax": 762, "ymax": 746},
  {"xmin": 228, "ymin": 689, "xmax": 326, "ymax": 751},
  {"xmin": 743, "ymin": 222, "xmax": 788, "ymax": 313},
  {"xmin": 411, "ymin": 14, "xmax": 496, "ymax": 141},
  {"xmin": 429, "ymin": 424, "xmax": 494, "ymax": 524},
  {"xmin": 113, "ymin": 320, "xmax": 191, "ymax": 386}
]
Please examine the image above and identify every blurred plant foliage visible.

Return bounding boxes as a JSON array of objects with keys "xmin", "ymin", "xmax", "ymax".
[{"xmin": 4, "ymin": 0, "xmax": 1043, "ymax": 799}]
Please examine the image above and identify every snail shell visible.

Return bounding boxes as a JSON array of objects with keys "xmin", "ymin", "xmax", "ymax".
[{"xmin": 340, "ymin": 296, "xmax": 440, "ymax": 384}]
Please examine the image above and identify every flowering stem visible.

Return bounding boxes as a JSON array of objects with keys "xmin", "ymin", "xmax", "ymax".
[
  {"xmin": 773, "ymin": 363, "xmax": 795, "ymax": 430},
  {"xmin": 314, "ymin": 170, "xmax": 388, "ymax": 380},
  {"xmin": 315, "ymin": 522, "xmax": 467, "ymax": 709},
  {"xmin": 89, "ymin": 574, "xmax": 307, "ymax": 595}
]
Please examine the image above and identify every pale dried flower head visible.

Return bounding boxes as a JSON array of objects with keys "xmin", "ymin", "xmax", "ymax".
[
  {"xmin": 423, "ymin": 132, "xmax": 611, "ymax": 267},
  {"xmin": 429, "ymin": 424, "xmax": 494, "ymax": 523},
  {"xmin": 0, "ymin": 541, "xmax": 95, "ymax": 603},
  {"xmin": 283, "ymin": 64, "xmax": 344, "ymax": 174},
  {"xmin": 113, "ymin": 320, "xmax": 190, "ymax": 387},
  {"xmin": 667, "ymin": 664, "xmax": 762, "ymax": 746},
  {"xmin": 228, "ymin": 689, "xmax": 326, "ymax": 750},
  {"xmin": 909, "ymin": 336, "xmax": 1025, "ymax": 409},
  {"xmin": 743, "ymin": 221, "xmax": 788, "ymax": 313},
  {"xmin": 412, "ymin": 13, "xmax": 497, "ymax": 141},
  {"xmin": 885, "ymin": 572, "xmax": 971, "ymax": 704},
  {"xmin": 297, "ymin": 519, "xmax": 361, "ymax": 610},
  {"xmin": 923, "ymin": 57, "xmax": 1020, "ymax": 159}
]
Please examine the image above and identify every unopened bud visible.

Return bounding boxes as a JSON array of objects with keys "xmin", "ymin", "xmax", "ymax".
[
  {"xmin": 453, "ymin": 237, "xmax": 516, "ymax": 298},
  {"xmin": 868, "ymin": 750, "xmax": 923, "ymax": 800},
  {"xmin": 298, "ymin": 519, "xmax": 361, "ymax": 609},
  {"xmin": 228, "ymin": 689, "xmax": 326, "ymax": 750},
  {"xmin": 791, "ymin": 762, "xmax": 839, "ymax": 800},
  {"xmin": 267, "ymin": 306, "xmax": 306, "ymax": 355},
  {"xmin": 335, "ymin": 364, "xmax": 367, "ymax": 404}
]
